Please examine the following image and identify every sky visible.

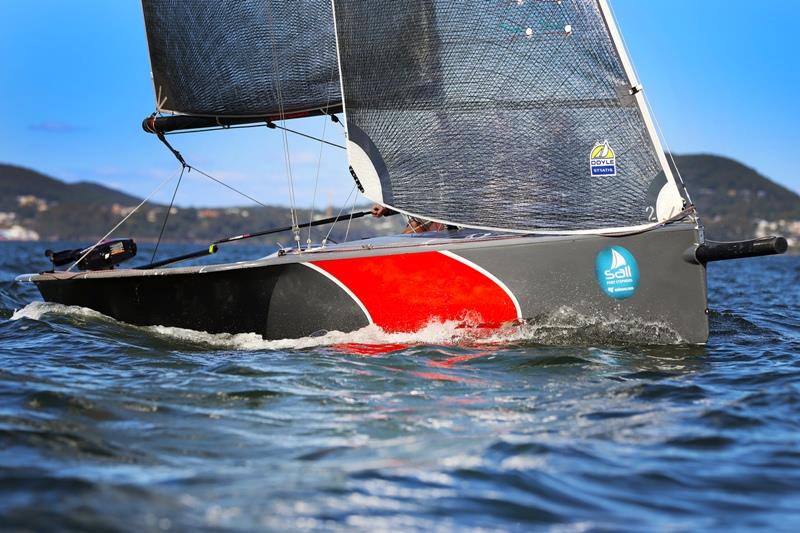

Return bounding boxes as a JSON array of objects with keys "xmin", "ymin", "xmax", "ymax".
[{"xmin": 0, "ymin": 0, "xmax": 798, "ymax": 209}]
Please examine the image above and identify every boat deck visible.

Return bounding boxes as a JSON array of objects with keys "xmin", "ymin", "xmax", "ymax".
[
  {"xmin": 19, "ymin": 223, "xmax": 696, "ymax": 283},
  {"xmin": 17, "ymin": 229, "xmax": 552, "ymax": 282}
]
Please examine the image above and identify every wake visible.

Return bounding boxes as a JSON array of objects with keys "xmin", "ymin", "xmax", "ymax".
[{"xmin": 10, "ymin": 301, "xmax": 683, "ymax": 350}]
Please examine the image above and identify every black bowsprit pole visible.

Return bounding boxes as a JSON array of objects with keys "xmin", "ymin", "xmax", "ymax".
[{"xmin": 685, "ymin": 236, "xmax": 788, "ymax": 264}]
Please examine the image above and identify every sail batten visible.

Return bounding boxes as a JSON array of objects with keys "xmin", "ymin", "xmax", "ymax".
[
  {"xmin": 141, "ymin": 0, "xmax": 341, "ymax": 121},
  {"xmin": 332, "ymin": 0, "xmax": 687, "ymax": 232}
]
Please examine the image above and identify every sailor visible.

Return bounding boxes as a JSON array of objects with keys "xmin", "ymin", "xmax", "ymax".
[{"xmin": 371, "ymin": 204, "xmax": 449, "ymax": 234}]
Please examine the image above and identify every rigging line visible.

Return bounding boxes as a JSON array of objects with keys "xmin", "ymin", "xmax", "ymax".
[
  {"xmin": 323, "ymin": 184, "xmax": 358, "ymax": 245},
  {"xmin": 267, "ymin": 123, "xmax": 346, "ymax": 149},
  {"xmin": 66, "ymin": 170, "xmax": 180, "ymax": 272},
  {"xmin": 642, "ymin": 95, "xmax": 691, "ymax": 200},
  {"xmin": 156, "ymin": 131, "xmax": 188, "ymax": 169},
  {"xmin": 165, "ymin": 122, "xmax": 346, "ymax": 150},
  {"xmin": 603, "ymin": 0, "xmax": 691, "ymax": 201},
  {"xmin": 277, "ymin": 119, "xmax": 299, "ymax": 224},
  {"xmin": 189, "ymin": 166, "xmax": 271, "ymax": 209},
  {"xmin": 165, "ymin": 123, "xmax": 265, "ymax": 135},
  {"xmin": 343, "ymin": 189, "xmax": 360, "ymax": 243},
  {"xmin": 306, "ymin": 116, "xmax": 328, "ymax": 248},
  {"xmin": 150, "ymin": 165, "xmax": 185, "ymax": 264},
  {"xmin": 211, "ymin": 210, "xmax": 373, "ymax": 246},
  {"xmin": 407, "ymin": 216, "xmax": 422, "ymax": 234},
  {"xmin": 263, "ymin": 2, "xmax": 299, "ymax": 243},
  {"xmin": 307, "ymin": 57, "xmax": 342, "ymax": 248},
  {"xmin": 155, "ymin": 130, "xmax": 272, "ymax": 209}
]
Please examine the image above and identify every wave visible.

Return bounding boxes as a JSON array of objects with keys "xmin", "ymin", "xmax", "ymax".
[
  {"xmin": 11, "ymin": 301, "xmax": 114, "ymax": 326},
  {"xmin": 10, "ymin": 301, "xmax": 684, "ymax": 351}
]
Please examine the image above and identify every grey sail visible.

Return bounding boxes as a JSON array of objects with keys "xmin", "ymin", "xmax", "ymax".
[
  {"xmin": 141, "ymin": 0, "xmax": 341, "ymax": 119},
  {"xmin": 332, "ymin": 0, "xmax": 686, "ymax": 232}
]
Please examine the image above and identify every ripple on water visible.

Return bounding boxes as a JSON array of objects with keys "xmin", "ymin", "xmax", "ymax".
[
  {"xmin": 618, "ymin": 382, "xmax": 709, "ymax": 403},
  {"xmin": 698, "ymin": 408, "xmax": 765, "ymax": 429},
  {"xmin": 1, "ymin": 243, "xmax": 799, "ymax": 530}
]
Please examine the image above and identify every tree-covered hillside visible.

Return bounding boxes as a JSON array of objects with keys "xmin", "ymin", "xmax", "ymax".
[{"xmin": 1, "ymin": 155, "xmax": 798, "ymax": 245}]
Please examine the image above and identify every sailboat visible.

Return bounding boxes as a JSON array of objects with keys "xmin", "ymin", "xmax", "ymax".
[{"xmin": 18, "ymin": 0, "xmax": 786, "ymax": 344}]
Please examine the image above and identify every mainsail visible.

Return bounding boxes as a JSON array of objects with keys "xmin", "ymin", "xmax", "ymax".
[
  {"xmin": 332, "ymin": 0, "xmax": 687, "ymax": 232},
  {"xmin": 141, "ymin": 0, "xmax": 341, "ymax": 120}
]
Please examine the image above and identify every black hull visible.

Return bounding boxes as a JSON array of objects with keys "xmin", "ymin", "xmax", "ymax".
[
  {"xmin": 27, "ymin": 225, "xmax": 710, "ymax": 343},
  {"xmin": 36, "ymin": 263, "xmax": 370, "ymax": 339}
]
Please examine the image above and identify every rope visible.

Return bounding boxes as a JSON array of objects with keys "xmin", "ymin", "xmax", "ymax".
[
  {"xmin": 604, "ymin": 0, "xmax": 692, "ymax": 204},
  {"xmin": 306, "ymin": 62, "xmax": 342, "ymax": 249},
  {"xmin": 165, "ymin": 124, "xmax": 266, "ymax": 135},
  {"xmin": 323, "ymin": 184, "xmax": 357, "ymax": 245},
  {"xmin": 330, "ymin": 113, "xmax": 344, "ymax": 127},
  {"xmin": 66, "ymin": 170, "xmax": 180, "ymax": 272},
  {"xmin": 306, "ymin": 116, "xmax": 328, "ymax": 249},
  {"xmin": 155, "ymin": 132, "xmax": 272, "ymax": 209},
  {"xmin": 150, "ymin": 164, "xmax": 185, "ymax": 263},
  {"xmin": 189, "ymin": 166, "xmax": 271, "ymax": 208},
  {"xmin": 263, "ymin": 2, "xmax": 300, "ymax": 248},
  {"xmin": 164, "ymin": 122, "xmax": 346, "ymax": 149},
  {"xmin": 343, "ymin": 190, "xmax": 359, "ymax": 243},
  {"xmin": 267, "ymin": 122, "xmax": 345, "ymax": 149}
]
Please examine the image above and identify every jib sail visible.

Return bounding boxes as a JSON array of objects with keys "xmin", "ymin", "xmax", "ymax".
[{"xmin": 331, "ymin": 0, "xmax": 687, "ymax": 232}]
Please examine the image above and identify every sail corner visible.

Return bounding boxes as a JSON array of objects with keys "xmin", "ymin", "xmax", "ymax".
[
  {"xmin": 656, "ymin": 182, "xmax": 685, "ymax": 222},
  {"xmin": 346, "ymin": 140, "xmax": 384, "ymax": 203}
]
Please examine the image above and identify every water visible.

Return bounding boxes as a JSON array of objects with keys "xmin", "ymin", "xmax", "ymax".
[{"xmin": 1, "ymin": 241, "xmax": 798, "ymax": 532}]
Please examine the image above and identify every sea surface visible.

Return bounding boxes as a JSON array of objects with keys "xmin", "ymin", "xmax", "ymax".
[{"xmin": 1, "ymin": 241, "xmax": 798, "ymax": 532}]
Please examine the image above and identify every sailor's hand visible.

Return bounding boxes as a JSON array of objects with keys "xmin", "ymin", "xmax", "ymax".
[{"xmin": 371, "ymin": 204, "xmax": 393, "ymax": 217}]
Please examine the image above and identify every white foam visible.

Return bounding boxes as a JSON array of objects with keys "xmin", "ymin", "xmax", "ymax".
[
  {"xmin": 11, "ymin": 301, "xmax": 109, "ymax": 322},
  {"xmin": 9, "ymin": 301, "xmax": 682, "ymax": 350},
  {"xmin": 9, "ymin": 301, "xmax": 482, "ymax": 351},
  {"xmin": 145, "ymin": 320, "xmax": 480, "ymax": 351}
]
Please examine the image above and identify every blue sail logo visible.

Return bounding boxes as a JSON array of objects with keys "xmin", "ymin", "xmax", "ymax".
[
  {"xmin": 595, "ymin": 246, "xmax": 639, "ymax": 299},
  {"xmin": 590, "ymin": 140, "xmax": 617, "ymax": 177}
]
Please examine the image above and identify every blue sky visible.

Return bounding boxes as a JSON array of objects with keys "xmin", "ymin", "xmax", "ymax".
[{"xmin": 0, "ymin": 0, "xmax": 798, "ymax": 208}]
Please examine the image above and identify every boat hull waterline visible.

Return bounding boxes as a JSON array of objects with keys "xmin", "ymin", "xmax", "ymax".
[{"xmin": 21, "ymin": 225, "xmax": 709, "ymax": 344}]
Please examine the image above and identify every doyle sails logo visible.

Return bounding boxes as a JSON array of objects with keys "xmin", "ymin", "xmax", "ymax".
[
  {"xmin": 595, "ymin": 246, "xmax": 639, "ymax": 299},
  {"xmin": 590, "ymin": 141, "xmax": 617, "ymax": 177}
]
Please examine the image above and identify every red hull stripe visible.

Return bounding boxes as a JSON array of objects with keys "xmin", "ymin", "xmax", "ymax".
[{"xmin": 310, "ymin": 251, "xmax": 519, "ymax": 333}]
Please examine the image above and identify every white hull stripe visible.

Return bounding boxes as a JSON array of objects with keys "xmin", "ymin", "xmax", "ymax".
[
  {"xmin": 438, "ymin": 250, "xmax": 523, "ymax": 320},
  {"xmin": 301, "ymin": 262, "xmax": 374, "ymax": 325}
]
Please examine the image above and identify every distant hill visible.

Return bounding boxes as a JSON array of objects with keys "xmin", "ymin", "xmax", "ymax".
[
  {"xmin": 0, "ymin": 163, "xmax": 401, "ymax": 243},
  {"xmin": 672, "ymin": 154, "xmax": 800, "ymax": 242},
  {"xmin": 0, "ymin": 156, "xmax": 798, "ymax": 246},
  {"xmin": 0, "ymin": 164, "xmax": 141, "ymax": 211}
]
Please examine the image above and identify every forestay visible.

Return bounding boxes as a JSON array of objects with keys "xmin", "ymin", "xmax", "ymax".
[
  {"xmin": 141, "ymin": 0, "xmax": 341, "ymax": 118},
  {"xmin": 332, "ymin": 0, "xmax": 687, "ymax": 232}
]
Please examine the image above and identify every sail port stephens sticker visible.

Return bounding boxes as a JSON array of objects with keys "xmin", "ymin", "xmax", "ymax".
[
  {"xmin": 595, "ymin": 246, "xmax": 639, "ymax": 299},
  {"xmin": 590, "ymin": 141, "xmax": 617, "ymax": 177}
]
